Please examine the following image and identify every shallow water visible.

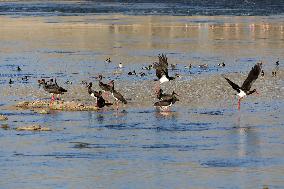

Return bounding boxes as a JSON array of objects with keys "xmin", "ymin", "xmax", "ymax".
[
  {"xmin": 0, "ymin": 0, "xmax": 284, "ymax": 16},
  {"xmin": 0, "ymin": 13, "xmax": 284, "ymax": 188}
]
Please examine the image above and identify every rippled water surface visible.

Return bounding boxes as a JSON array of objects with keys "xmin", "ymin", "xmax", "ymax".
[
  {"xmin": 0, "ymin": 0, "xmax": 284, "ymax": 16},
  {"xmin": 0, "ymin": 5, "xmax": 284, "ymax": 189}
]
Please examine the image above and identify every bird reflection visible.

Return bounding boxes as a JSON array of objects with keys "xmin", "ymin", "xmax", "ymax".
[
  {"xmin": 96, "ymin": 113, "xmax": 105, "ymax": 124},
  {"xmin": 234, "ymin": 112, "xmax": 260, "ymax": 158},
  {"xmin": 113, "ymin": 109, "xmax": 128, "ymax": 118},
  {"xmin": 155, "ymin": 109, "xmax": 178, "ymax": 120}
]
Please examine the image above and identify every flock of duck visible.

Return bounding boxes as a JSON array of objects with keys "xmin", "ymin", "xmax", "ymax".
[{"xmin": 32, "ymin": 54, "xmax": 281, "ymax": 111}]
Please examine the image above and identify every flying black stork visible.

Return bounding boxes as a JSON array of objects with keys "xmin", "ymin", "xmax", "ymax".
[
  {"xmin": 223, "ymin": 62, "xmax": 262, "ymax": 110},
  {"xmin": 153, "ymin": 54, "xmax": 175, "ymax": 91}
]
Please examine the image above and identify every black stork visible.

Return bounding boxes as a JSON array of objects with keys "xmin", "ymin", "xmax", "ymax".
[
  {"xmin": 153, "ymin": 54, "xmax": 175, "ymax": 90},
  {"xmin": 156, "ymin": 89, "xmax": 178, "ymax": 101},
  {"xmin": 98, "ymin": 75, "xmax": 113, "ymax": 92},
  {"xmin": 98, "ymin": 74, "xmax": 114, "ymax": 101},
  {"xmin": 154, "ymin": 93, "xmax": 179, "ymax": 111},
  {"xmin": 87, "ymin": 82, "xmax": 112, "ymax": 108},
  {"xmin": 108, "ymin": 80, "xmax": 127, "ymax": 109},
  {"xmin": 38, "ymin": 78, "xmax": 67, "ymax": 104},
  {"xmin": 223, "ymin": 62, "xmax": 262, "ymax": 110}
]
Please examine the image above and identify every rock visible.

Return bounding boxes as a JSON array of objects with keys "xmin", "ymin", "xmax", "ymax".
[
  {"xmin": 16, "ymin": 124, "xmax": 51, "ymax": 131},
  {"xmin": 0, "ymin": 115, "xmax": 8, "ymax": 121},
  {"xmin": 16, "ymin": 101, "xmax": 29, "ymax": 108},
  {"xmin": 34, "ymin": 109, "xmax": 50, "ymax": 114},
  {"xmin": 1, "ymin": 124, "xmax": 9, "ymax": 129},
  {"xmin": 14, "ymin": 100, "xmax": 99, "ymax": 111}
]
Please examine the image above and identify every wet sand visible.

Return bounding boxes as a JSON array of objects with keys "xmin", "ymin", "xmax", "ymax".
[
  {"xmin": 0, "ymin": 15, "xmax": 284, "ymax": 189},
  {"xmin": 2, "ymin": 68, "xmax": 284, "ymax": 110}
]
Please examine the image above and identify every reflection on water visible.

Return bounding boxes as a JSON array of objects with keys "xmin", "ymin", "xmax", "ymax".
[
  {"xmin": 96, "ymin": 113, "xmax": 105, "ymax": 124},
  {"xmin": 0, "ymin": 1, "xmax": 284, "ymax": 16},
  {"xmin": 155, "ymin": 109, "xmax": 178, "ymax": 119}
]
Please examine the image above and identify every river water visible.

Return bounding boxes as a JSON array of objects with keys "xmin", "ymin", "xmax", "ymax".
[{"xmin": 0, "ymin": 1, "xmax": 284, "ymax": 189}]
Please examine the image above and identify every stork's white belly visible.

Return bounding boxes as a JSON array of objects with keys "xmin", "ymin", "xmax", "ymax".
[
  {"xmin": 237, "ymin": 90, "xmax": 246, "ymax": 98},
  {"xmin": 159, "ymin": 75, "xmax": 169, "ymax": 83},
  {"xmin": 159, "ymin": 102, "xmax": 172, "ymax": 110},
  {"xmin": 91, "ymin": 93, "xmax": 97, "ymax": 102}
]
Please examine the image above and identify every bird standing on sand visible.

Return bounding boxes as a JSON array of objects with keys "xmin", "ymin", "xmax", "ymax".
[
  {"xmin": 98, "ymin": 75, "xmax": 127, "ymax": 108},
  {"xmin": 153, "ymin": 54, "xmax": 175, "ymax": 90},
  {"xmin": 108, "ymin": 80, "xmax": 127, "ymax": 109},
  {"xmin": 223, "ymin": 62, "xmax": 262, "ymax": 110},
  {"xmin": 87, "ymin": 82, "xmax": 112, "ymax": 108},
  {"xmin": 154, "ymin": 93, "xmax": 179, "ymax": 111},
  {"xmin": 38, "ymin": 78, "xmax": 67, "ymax": 104},
  {"xmin": 98, "ymin": 75, "xmax": 113, "ymax": 93},
  {"xmin": 156, "ymin": 89, "xmax": 178, "ymax": 101}
]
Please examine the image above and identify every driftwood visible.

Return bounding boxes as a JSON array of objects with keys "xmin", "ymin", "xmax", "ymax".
[
  {"xmin": 15, "ymin": 100, "xmax": 99, "ymax": 111},
  {"xmin": 16, "ymin": 124, "xmax": 51, "ymax": 131},
  {"xmin": 0, "ymin": 115, "xmax": 8, "ymax": 121}
]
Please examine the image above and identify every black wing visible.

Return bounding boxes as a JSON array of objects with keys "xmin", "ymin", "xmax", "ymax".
[
  {"xmin": 112, "ymin": 90, "xmax": 127, "ymax": 104},
  {"xmin": 99, "ymin": 81, "xmax": 112, "ymax": 92},
  {"xmin": 53, "ymin": 78, "xmax": 67, "ymax": 93},
  {"xmin": 153, "ymin": 54, "xmax": 169, "ymax": 79},
  {"xmin": 160, "ymin": 93, "xmax": 174, "ymax": 101},
  {"xmin": 154, "ymin": 100, "xmax": 172, "ymax": 107},
  {"xmin": 241, "ymin": 62, "xmax": 262, "ymax": 91},
  {"xmin": 90, "ymin": 90, "xmax": 100, "ymax": 98},
  {"xmin": 58, "ymin": 86, "xmax": 67, "ymax": 93},
  {"xmin": 224, "ymin": 77, "xmax": 241, "ymax": 93},
  {"xmin": 159, "ymin": 54, "xmax": 168, "ymax": 68}
]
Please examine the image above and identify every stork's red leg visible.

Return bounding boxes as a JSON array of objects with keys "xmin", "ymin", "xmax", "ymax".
[
  {"xmin": 104, "ymin": 92, "xmax": 110, "ymax": 102},
  {"xmin": 238, "ymin": 98, "xmax": 241, "ymax": 111},
  {"xmin": 154, "ymin": 82, "xmax": 160, "ymax": 93},
  {"xmin": 116, "ymin": 101, "xmax": 119, "ymax": 111},
  {"xmin": 51, "ymin": 94, "xmax": 55, "ymax": 101},
  {"xmin": 50, "ymin": 94, "xmax": 55, "ymax": 107}
]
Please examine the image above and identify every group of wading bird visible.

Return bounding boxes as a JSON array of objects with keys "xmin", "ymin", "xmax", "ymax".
[{"xmin": 37, "ymin": 54, "xmax": 279, "ymax": 111}]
